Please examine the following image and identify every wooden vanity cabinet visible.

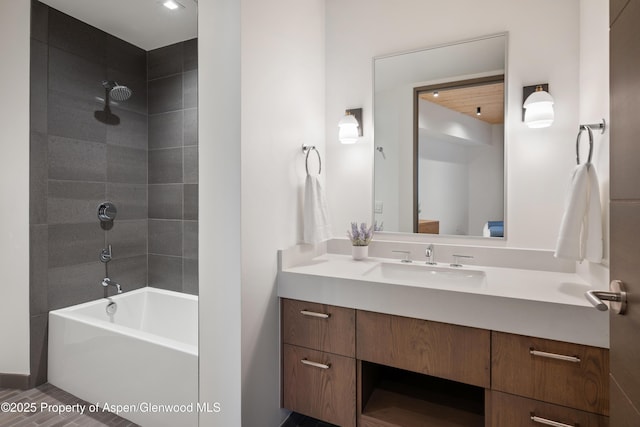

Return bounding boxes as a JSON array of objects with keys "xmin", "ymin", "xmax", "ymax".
[
  {"xmin": 357, "ymin": 310, "xmax": 490, "ymax": 388},
  {"xmin": 281, "ymin": 299, "xmax": 357, "ymax": 427},
  {"xmin": 283, "ymin": 344, "xmax": 356, "ymax": 427},
  {"xmin": 490, "ymin": 331, "xmax": 609, "ymax": 427},
  {"xmin": 282, "ymin": 299, "xmax": 355, "ymax": 357},
  {"xmin": 356, "ymin": 311, "xmax": 489, "ymax": 427},
  {"xmin": 488, "ymin": 391, "xmax": 609, "ymax": 427},
  {"xmin": 281, "ymin": 299, "xmax": 610, "ymax": 427},
  {"xmin": 491, "ymin": 331, "xmax": 609, "ymax": 415}
]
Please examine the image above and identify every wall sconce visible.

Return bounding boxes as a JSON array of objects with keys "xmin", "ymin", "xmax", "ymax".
[
  {"xmin": 523, "ymin": 84, "xmax": 554, "ymax": 128},
  {"xmin": 338, "ymin": 108, "xmax": 363, "ymax": 144}
]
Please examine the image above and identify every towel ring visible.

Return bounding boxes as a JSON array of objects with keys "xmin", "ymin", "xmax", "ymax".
[
  {"xmin": 576, "ymin": 125, "xmax": 594, "ymax": 165},
  {"xmin": 302, "ymin": 144, "xmax": 321, "ymax": 175}
]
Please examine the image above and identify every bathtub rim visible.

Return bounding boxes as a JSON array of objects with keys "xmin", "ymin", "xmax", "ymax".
[{"xmin": 48, "ymin": 287, "xmax": 198, "ymax": 356}]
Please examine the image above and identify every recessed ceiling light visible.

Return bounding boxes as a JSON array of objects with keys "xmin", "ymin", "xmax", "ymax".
[
  {"xmin": 163, "ymin": 0, "xmax": 182, "ymax": 10},
  {"xmin": 476, "ymin": 107, "xmax": 482, "ymax": 116},
  {"xmin": 433, "ymin": 91, "xmax": 439, "ymax": 97}
]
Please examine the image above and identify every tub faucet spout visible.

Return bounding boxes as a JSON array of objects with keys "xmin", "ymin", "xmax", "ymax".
[{"xmin": 102, "ymin": 277, "xmax": 122, "ymax": 296}]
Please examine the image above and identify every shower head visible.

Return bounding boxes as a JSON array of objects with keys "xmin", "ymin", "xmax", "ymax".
[
  {"xmin": 110, "ymin": 85, "xmax": 132, "ymax": 101},
  {"xmin": 102, "ymin": 80, "xmax": 133, "ymax": 102}
]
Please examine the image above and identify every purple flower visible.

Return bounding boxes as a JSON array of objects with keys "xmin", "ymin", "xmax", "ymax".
[{"xmin": 347, "ymin": 222, "xmax": 375, "ymax": 246}]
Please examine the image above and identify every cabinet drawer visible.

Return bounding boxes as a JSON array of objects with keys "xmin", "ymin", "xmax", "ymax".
[
  {"xmin": 283, "ymin": 344, "xmax": 356, "ymax": 427},
  {"xmin": 282, "ymin": 299, "xmax": 355, "ymax": 357},
  {"xmin": 357, "ymin": 310, "xmax": 490, "ymax": 388},
  {"xmin": 489, "ymin": 391, "xmax": 609, "ymax": 427},
  {"xmin": 492, "ymin": 332, "xmax": 609, "ymax": 415}
]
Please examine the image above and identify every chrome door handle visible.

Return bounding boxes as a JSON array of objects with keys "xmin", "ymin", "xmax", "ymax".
[{"xmin": 585, "ymin": 280, "xmax": 627, "ymax": 314}]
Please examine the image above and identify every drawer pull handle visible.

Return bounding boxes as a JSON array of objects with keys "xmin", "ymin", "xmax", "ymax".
[
  {"xmin": 300, "ymin": 359, "xmax": 330, "ymax": 369},
  {"xmin": 531, "ymin": 414, "xmax": 577, "ymax": 427},
  {"xmin": 300, "ymin": 310, "xmax": 330, "ymax": 319},
  {"xmin": 530, "ymin": 349, "xmax": 581, "ymax": 363}
]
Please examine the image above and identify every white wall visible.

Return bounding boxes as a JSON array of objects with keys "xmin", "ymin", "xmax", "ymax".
[
  {"xmin": 419, "ymin": 99, "xmax": 493, "ymax": 146},
  {"xmin": 373, "ymin": 87, "xmax": 407, "ymax": 232},
  {"xmin": 417, "ymin": 99, "xmax": 496, "ymax": 236},
  {"xmin": 579, "ymin": 0, "xmax": 609, "ymax": 265},
  {"xmin": 198, "ymin": 0, "xmax": 242, "ymax": 425},
  {"xmin": 417, "ymin": 108, "xmax": 503, "ymax": 236},
  {"xmin": 0, "ymin": 1, "xmax": 30, "ymax": 375},
  {"xmin": 326, "ymin": 0, "xmax": 581, "ymax": 250},
  {"xmin": 419, "ymin": 99, "xmax": 501, "ymax": 235},
  {"xmin": 420, "ymin": 155, "xmax": 469, "ymax": 235},
  {"xmin": 468, "ymin": 125, "xmax": 505, "ymax": 235},
  {"xmin": 240, "ymin": 0, "xmax": 325, "ymax": 426}
]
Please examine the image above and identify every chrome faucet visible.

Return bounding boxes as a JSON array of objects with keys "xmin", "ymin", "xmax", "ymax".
[
  {"xmin": 392, "ymin": 250, "xmax": 412, "ymax": 263},
  {"xmin": 102, "ymin": 277, "xmax": 122, "ymax": 297},
  {"xmin": 425, "ymin": 244, "xmax": 436, "ymax": 265},
  {"xmin": 450, "ymin": 254, "xmax": 474, "ymax": 267}
]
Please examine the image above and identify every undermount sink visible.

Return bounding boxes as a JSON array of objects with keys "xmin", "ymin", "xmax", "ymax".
[{"xmin": 362, "ymin": 262, "xmax": 486, "ymax": 288}]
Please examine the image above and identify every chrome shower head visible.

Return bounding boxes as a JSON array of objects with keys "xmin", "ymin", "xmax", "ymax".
[
  {"xmin": 102, "ymin": 81, "xmax": 133, "ymax": 102},
  {"xmin": 109, "ymin": 84, "xmax": 132, "ymax": 102}
]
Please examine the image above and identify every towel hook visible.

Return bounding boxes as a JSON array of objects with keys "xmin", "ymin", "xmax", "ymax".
[
  {"xmin": 302, "ymin": 144, "xmax": 321, "ymax": 175},
  {"xmin": 576, "ymin": 125, "xmax": 594, "ymax": 165}
]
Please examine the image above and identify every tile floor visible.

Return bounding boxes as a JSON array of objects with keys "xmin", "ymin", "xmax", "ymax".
[
  {"xmin": 281, "ymin": 412, "xmax": 337, "ymax": 427},
  {"xmin": 1, "ymin": 384, "xmax": 337, "ymax": 427},
  {"xmin": 0, "ymin": 383, "xmax": 137, "ymax": 427}
]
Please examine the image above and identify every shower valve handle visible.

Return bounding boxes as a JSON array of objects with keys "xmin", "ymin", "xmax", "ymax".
[{"xmin": 100, "ymin": 245, "xmax": 112, "ymax": 263}]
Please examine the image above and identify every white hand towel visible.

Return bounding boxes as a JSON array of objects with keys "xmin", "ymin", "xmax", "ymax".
[
  {"xmin": 554, "ymin": 164, "xmax": 603, "ymax": 262},
  {"xmin": 585, "ymin": 165, "xmax": 603, "ymax": 262},
  {"xmin": 303, "ymin": 175, "xmax": 331, "ymax": 244},
  {"xmin": 555, "ymin": 164, "xmax": 588, "ymax": 260}
]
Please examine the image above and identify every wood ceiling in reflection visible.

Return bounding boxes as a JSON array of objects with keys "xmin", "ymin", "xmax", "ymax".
[{"xmin": 419, "ymin": 81, "xmax": 505, "ymax": 125}]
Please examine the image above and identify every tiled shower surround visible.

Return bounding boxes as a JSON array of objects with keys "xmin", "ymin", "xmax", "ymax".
[
  {"xmin": 28, "ymin": 0, "xmax": 198, "ymax": 387},
  {"xmin": 147, "ymin": 40, "xmax": 199, "ymax": 295}
]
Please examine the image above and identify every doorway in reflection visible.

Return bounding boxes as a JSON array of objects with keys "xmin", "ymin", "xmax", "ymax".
[{"xmin": 414, "ymin": 76, "xmax": 504, "ymax": 236}]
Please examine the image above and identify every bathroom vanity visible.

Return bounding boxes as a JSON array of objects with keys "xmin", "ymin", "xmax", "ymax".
[{"xmin": 278, "ymin": 251, "xmax": 609, "ymax": 427}]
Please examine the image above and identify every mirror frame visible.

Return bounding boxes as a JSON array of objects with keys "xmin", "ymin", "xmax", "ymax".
[{"xmin": 372, "ymin": 33, "xmax": 509, "ymax": 240}]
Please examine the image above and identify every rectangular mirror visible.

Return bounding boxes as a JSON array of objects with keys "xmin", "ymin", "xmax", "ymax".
[{"xmin": 373, "ymin": 33, "xmax": 507, "ymax": 238}]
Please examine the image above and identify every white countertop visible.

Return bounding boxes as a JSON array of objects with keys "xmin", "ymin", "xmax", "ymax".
[{"xmin": 277, "ymin": 253, "xmax": 609, "ymax": 348}]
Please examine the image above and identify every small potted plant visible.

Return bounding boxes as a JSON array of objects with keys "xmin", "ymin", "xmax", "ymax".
[{"xmin": 347, "ymin": 222, "xmax": 374, "ymax": 260}]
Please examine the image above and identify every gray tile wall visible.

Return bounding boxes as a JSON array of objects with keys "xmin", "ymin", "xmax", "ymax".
[
  {"xmin": 46, "ymin": 4, "xmax": 149, "ymax": 307},
  {"xmin": 147, "ymin": 40, "xmax": 199, "ymax": 295},
  {"xmin": 29, "ymin": 0, "xmax": 149, "ymax": 387},
  {"xmin": 28, "ymin": 1, "xmax": 198, "ymax": 388},
  {"xmin": 30, "ymin": 0, "xmax": 50, "ymax": 389}
]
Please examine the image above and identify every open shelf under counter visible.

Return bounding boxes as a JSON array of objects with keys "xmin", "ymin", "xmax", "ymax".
[{"xmin": 359, "ymin": 362, "xmax": 485, "ymax": 427}]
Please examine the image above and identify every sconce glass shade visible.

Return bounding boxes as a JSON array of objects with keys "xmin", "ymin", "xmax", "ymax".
[
  {"xmin": 338, "ymin": 113, "xmax": 359, "ymax": 144},
  {"xmin": 523, "ymin": 88, "xmax": 554, "ymax": 128}
]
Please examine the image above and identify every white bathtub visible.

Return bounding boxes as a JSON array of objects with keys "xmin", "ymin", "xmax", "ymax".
[{"xmin": 48, "ymin": 287, "xmax": 198, "ymax": 427}]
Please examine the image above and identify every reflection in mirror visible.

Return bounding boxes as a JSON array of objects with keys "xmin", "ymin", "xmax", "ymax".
[
  {"xmin": 374, "ymin": 34, "xmax": 507, "ymax": 238},
  {"xmin": 415, "ymin": 76, "xmax": 504, "ymax": 236}
]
